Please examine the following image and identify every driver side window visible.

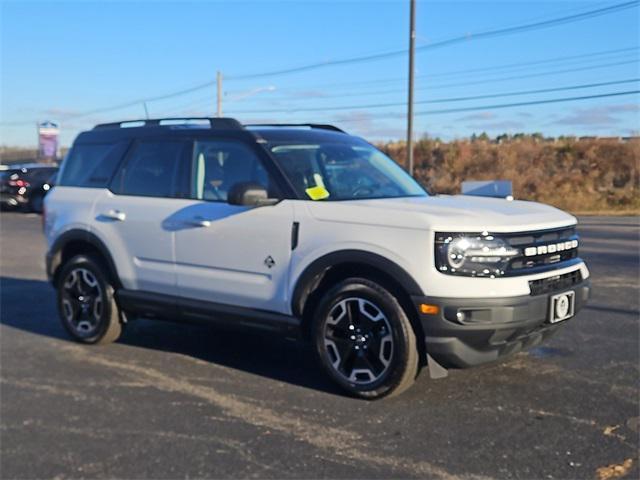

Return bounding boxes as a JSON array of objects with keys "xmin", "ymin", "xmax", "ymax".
[{"xmin": 190, "ymin": 140, "xmax": 277, "ymax": 202}]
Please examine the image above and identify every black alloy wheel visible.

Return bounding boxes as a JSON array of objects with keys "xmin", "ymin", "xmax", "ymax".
[
  {"xmin": 57, "ymin": 255, "xmax": 123, "ymax": 344},
  {"xmin": 313, "ymin": 277, "xmax": 419, "ymax": 399}
]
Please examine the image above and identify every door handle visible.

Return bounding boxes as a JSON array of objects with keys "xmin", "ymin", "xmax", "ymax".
[
  {"xmin": 102, "ymin": 209, "xmax": 126, "ymax": 221},
  {"xmin": 187, "ymin": 216, "xmax": 211, "ymax": 228}
]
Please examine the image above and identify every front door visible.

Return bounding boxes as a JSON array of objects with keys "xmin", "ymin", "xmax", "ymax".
[{"xmin": 173, "ymin": 139, "xmax": 294, "ymax": 313}]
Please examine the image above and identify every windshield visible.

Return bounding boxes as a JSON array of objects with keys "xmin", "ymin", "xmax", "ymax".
[{"xmin": 267, "ymin": 141, "xmax": 427, "ymax": 201}]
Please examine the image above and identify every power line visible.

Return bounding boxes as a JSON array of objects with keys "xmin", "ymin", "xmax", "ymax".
[
  {"xmin": 227, "ymin": 1, "xmax": 639, "ymax": 80},
  {"xmin": 272, "ymin": 46, "xmax": 638, "ymax": 92},
  {"xmin": 60, "ymin": 79, "xmax": 218, "ymax": 120},
  {"xmin": 176, "ymin": 57, "xmax": 640, "ymax": 115},
  {"xmin": 4, "ymin": 90, "xmax": 638, "ymax": 128},
  {"xmin": 414, "ymin": 90, "xmax": 640, "ymax": 116},
  {"xmin": 227, "ymin": 79, "xmax": 639, "ymax": 114},
  {"xmin": 332, "ymin": 90, "xmax": 640, "ymax": 121},
  {"xmin": 319, "ymin": 58, "xmax": 640, "ymax": 100},
  {"xmin": 263, "ymin": 53, "xmax": 638, "ymax": 101},
  {"xmin": 153, "ymin": 93, "xmax": 215, "ymax": 117},
  {"xmin": 423, "ymin": 59, "xmax": 639, "ymax": 91},
  {"xmin": 5, "ymin": 80, "xmax": 218, "ymax": 125},
  {"xmin": 2, "ymin": 2, "xmax": 638, "ymax": 125},
  {"xmin": 420, "ymin": 48, "xmax": 637, "ymax": 80}
]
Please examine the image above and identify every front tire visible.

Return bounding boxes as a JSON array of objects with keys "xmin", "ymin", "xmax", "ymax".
[
  {"xmin": 312, "ymin": 278, "xmax": 419, "ymax": 399},
  {"xmin": 56, "ymin": 255, "xmax": 123, "ymax": 344}
]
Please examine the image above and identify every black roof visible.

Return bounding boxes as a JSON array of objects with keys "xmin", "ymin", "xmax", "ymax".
[
  {"xmin": 249, "ymin": 127, "xmax": 361, "ymax": 145},
  {"xmin": 75, "ymin": 117, "xmax": 353, "ymax": 145}
]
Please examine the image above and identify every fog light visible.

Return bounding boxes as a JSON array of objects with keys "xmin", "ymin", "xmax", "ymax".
[{"xmin": 456, "ymin": 311, "xmax": 466, "ymax": 322}]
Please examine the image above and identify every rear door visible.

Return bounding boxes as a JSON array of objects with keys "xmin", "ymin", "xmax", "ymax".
[
  {"xmin": 173, "ymin": 139, "xmax": 294, "ymax": 313},
  {"xmin": 92, "ymin": 139, "xmax": 191, "ymax": 295}
]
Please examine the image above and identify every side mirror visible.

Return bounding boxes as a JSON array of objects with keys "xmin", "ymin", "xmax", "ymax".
[{"xmin": 227, "ymin": 182, "xmax": 279, "ymax": 207}]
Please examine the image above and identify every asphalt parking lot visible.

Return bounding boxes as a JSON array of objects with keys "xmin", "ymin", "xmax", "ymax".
[{"xmin": 1, "ymin": 212, "xmax": 638, "ymax": 479}]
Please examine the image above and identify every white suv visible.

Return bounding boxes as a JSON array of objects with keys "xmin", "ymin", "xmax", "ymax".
[{"xmin": 44, "ymin": 118, "xmax": 590, "ymax": 399}]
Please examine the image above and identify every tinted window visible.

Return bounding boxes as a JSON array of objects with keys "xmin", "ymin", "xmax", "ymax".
[
  {"xmin": 111, "ymin": 140, "xmax": 187, "ymax": 198},
  {"xmin": 58, "ymin": 143, "xmax": 126, "ymax": 187},
  {"xmin": 190, "ymin": 140, "xmax": 276, "ymax": 201},
  {"xmin": 26, "ymin": 168, "xmax": 58, "ymax": 182},
  {"xmin": 0, "ymin": 169, "xmax": 22, "ymax": 181}
]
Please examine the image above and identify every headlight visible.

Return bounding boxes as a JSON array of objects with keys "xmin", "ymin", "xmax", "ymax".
[{"xmin": 435, "ymin": 232, "xmax": 519, "ymax": 277}]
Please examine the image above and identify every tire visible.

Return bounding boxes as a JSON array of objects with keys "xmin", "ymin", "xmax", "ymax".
[
  {"xmin": 56, "ymin": 254, "xmax": 123, "ymax": 344},
  {"xmin": 312, "ymin": 277, "xmax": 419, "ymax": 399}
]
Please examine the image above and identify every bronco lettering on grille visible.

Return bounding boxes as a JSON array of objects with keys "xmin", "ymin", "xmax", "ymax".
[{"xmin": 524, "ymin": 239, "xmax": 578, "ymax": 257}]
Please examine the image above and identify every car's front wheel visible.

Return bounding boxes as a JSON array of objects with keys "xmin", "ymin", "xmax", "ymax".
[
  {"xmin": 312, "ymin": 278, "xmax": 419, "ymax": 399},
  {"xmin": 56, "ymin": 255, "xmax": 123, "ymax": 344}
]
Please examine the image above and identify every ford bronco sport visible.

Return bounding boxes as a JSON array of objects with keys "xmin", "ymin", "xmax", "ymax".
[{"xmin": 44, "ymin": 118, "xmax": 590, "ymax": 399}]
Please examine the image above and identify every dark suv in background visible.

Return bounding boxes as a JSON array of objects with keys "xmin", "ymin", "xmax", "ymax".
[{"xmin": 0, "ymin": 164, "xmax": 58, "ymax": 213}]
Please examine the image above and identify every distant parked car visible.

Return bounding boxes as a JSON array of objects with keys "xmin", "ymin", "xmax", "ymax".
[{"xmin": 0, "ymin": 163, "xmax": 58, "ymax": 213}]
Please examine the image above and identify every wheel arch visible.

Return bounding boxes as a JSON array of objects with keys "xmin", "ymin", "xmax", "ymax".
[
  {"xmin": 292, "ymin": 250, "xmax": 426, "ymax": 347},
  {"xmin": 47, "ymin": 229, "xmax": 122, "ymax": 289}
]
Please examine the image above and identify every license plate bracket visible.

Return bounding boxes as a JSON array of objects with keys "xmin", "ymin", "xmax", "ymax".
[{"xmin": 549, "ymin": 291, "xmax": 576, "ymax": 323}]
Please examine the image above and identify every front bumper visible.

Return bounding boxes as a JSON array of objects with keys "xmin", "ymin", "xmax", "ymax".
[{"xmin": 413, "ymin": 278, "xmax": 590, "ymax": 368}]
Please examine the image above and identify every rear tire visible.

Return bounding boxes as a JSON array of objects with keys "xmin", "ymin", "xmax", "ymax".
[
  {"xmin": 56, "ymin": 254, "xmax": 123, "ymax": 344},
  {"xmin": 312, "ymin": 277, "xmax": 419, "ymax": 399}
]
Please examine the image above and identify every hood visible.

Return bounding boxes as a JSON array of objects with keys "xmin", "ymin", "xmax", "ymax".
[{"xmin": 305, "ymin": 195, "xmax": 576, "ymax": 233}]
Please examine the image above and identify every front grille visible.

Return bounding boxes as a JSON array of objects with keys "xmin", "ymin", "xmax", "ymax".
[
  {"xmin": 504, "ymin": 226, "xmax": 579, "ymax": 275},
  {"xmin": 529, "ymin": 269, "xmax": 582, "ymax": 296}
]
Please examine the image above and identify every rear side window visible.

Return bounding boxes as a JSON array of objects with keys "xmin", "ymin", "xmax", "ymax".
[
  {"xmin": 58, "ymin": 142, "xmax": 127, "ymax": 187},
  {"xmin": 110, "ymin": 140, "xmax": 188, "ymax": 198}
]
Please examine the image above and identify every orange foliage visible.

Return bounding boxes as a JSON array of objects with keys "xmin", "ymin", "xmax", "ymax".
[{"xmin": 379, "ymin": 137, "xmax": 640, "ymax": 213}]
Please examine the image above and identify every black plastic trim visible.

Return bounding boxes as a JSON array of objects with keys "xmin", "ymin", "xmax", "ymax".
[
  {"xmin": 46, "ymin": 229, "xmax": 122, "ymax": 288},
  {"xmin": 291, "ymin": 222, "xmax": 300, "ymax": 250},
  {"xmin": 116, "ymin": 290, "xmax": 301, "ymax": 338},
  {"xmin": 292, "ymin": 250, "xmax": 423, "ymax": 318},
  {"xmin": 412, "ymin": 277, "xmax": 590, "ymax": 368}
]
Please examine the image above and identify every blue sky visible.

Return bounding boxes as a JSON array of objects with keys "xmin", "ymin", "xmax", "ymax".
[{"xmin": 1, "ymin": 0, "xmax": 639, "ymax": 147}]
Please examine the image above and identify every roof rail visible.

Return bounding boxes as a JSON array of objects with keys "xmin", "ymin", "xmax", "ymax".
[
  {"xmin": 244, "ymin": 123, "xmax": 345, "ymax": 133},
  {"xmin": 93, "ymin": 117, "xmax": 244, "ymax": 130}
]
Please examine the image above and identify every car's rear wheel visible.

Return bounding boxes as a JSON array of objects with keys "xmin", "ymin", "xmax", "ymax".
[
  {"xmin": 56, "ymin": 255, "xmax": 123, "ymax": 344},
  {"xmin": 312, "ymin": 277, "xmax": 419, "ymax": 399}
]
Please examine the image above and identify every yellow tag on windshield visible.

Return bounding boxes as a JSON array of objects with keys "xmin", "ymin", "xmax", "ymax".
[{"xmin": 305, "ymin": 185, "xmax": 330, "ymax": 201}]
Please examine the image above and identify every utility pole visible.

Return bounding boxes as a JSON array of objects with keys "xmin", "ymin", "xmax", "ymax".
[
  {"xmin": 406, "ymin": 0, "xmax": 416, "ymax": 176},
  {"xmin": 216, "ymin": 71, "xmax": 223, "ymax": 117}
]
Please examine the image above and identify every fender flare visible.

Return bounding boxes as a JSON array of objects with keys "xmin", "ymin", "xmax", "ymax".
[
  {"xmin": 291, "ymin": 249, "xmax": 424, "ymax": 318},
  {"xmin": 46, "ymin": 229, "xmax": 121, "ymax": 288}
]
